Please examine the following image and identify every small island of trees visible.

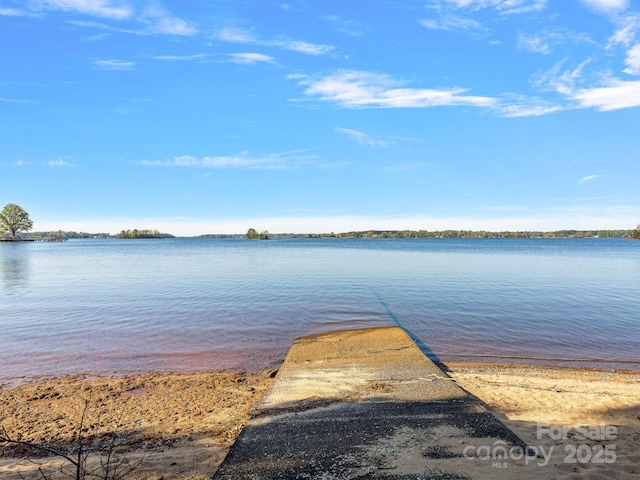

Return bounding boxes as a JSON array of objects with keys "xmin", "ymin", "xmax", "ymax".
[
  {"xmin": 246, "ymin": 228, "xmax": 269, "ymax": 240},
  {"xmin": 116, "ymin": 229, "xmax": 175, "ymax": 239}
]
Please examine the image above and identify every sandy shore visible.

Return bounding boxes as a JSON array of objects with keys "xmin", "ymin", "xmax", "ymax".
[
  {"xmin": 446, "ymin": 363, "xmax": 640, "ymax": 479},
  {"xmin": 1, "ymin": 363, "xmax": 639, "ymax": 479}
]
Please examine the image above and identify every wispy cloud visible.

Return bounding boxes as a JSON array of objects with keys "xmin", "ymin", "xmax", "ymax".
[
  {"xmin": 623, "ymin": 43, "xmax": 640, "ymax": 74},
  {"xmin": 86, "ymin": 32, "xmax": 110, "ymax": 41},
  {"xmin": 291, "ymin": 70, "xmax": 497, "ymax": 109},
  {"xmin": 570, "ymin": 78, "xmax": 640, "ymax": 110},
  {"xmin": 441, "ymin": 0, "xmax": 548, "ymax": 15},
  {"xmin": 322, "ymin": 15, "xmax": 365, "ymax": 37},
  {"xmin": 422, "ymin": 16, "xmax": 484, "ymax": 32},
  {"xmin": 139, "ymin": 4, "xmax": 197, "ymax": 36},
  {"xmin": 152, "ymin": 52, "xmax": 275, "ymax": 65},
  {"xmin": 517, "ymin": 32, "xmax": 554, "ymax": 54},
  {"xmin": 0, "ymin": 97, "xmax": 34, "ymax": 103},
  {"xmin": 93, "ymin": 59, "xmax": 135, "ymax": 70},
  {"xmin": 517, "ymin": 29, "xmax": 593, "ymax": 55},
  {"xmin": 580, "ymin": 174, "xmax": 604, "ymax": 183},
  {"xmin": 227, "ymin": 53, "xmax": 275, "ymax": 64},
  {"xmin": 419, "ymin": 13, "xmax": 486, "ymax": 34},
  {"xmin": 268, "ymin": 38, "xmax": 333, "ymax": 55},
  {"xmin": 35, "ymin": 0, "xmax": 134, "ymax": 20},
  {"xmin": 214, "ymin": 26, "xmax": 256, "ymax": 43},
  {"xmin": 607, "ymin": 13, "xmax": 640, "ymax": 47},
  {"xmin": 580, "ymin": 0, "xmax": 629, "ymax": 14},
  {"xmin": 335, "ymin": 128, "xmax": 387, "ymax": 148},
  {"xmin": 69, "ymin": 19, "xmax": 140, "ymax": 35},
  {"xmin": 497, "ymin": 100, "xmax": 563, "ymax": 117},
  {"xmin": 141, "ymin": 151, "xmax": 316, "ymax": 170},
  {"xmin": 533, "ymin": 59, "xmax": 591, "ymax": 95},
  {"xmin": 47, "ymin": 159, "xmax": 74, "ymax": 167},
  {"xmin": 291, "ymin": 69, "xmax": 569, "ymax": 117},
  {"xmin": 153, "ymin": 53, "xmax": 210, "ymax": 61},
  {"xmin": 534, "ymin": 56, "xmax": 640, "ymax": 111},
  {"xmin": 0, "ymin": 7, "xmax": 31, "ymax": 16},
  {"xmin": 213, "ymin": 26, "xmax": 334, "ymax": 56},
  {"xmin": 1, "ymin": 159, "xmax": 26, "ymax": 167},
  {"xmin": 27, "ymin": 1, "xmax": 196, "ymax": 36}
]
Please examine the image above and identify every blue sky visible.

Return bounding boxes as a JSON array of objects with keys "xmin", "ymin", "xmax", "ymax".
[{"xmin": 2, "ymin": 0, "xmax": 639, "ymax": 235}]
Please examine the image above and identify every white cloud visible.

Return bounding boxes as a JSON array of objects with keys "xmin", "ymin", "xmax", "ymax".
[
  {"xmin": 149, "ymin": 16, "xmax": 196, "ymax": 36},
  {"xmin": 214, "ymin": 26, "xmax": 256, "ymax": 43},
  {"xmin": 214, "ymin": 27, "xmax": 333, "ymax": 55},
  {"xmin": 35, "ymin": 0, "xmax": 133, "ymax": 20},
  {"xmin": 0, "ymin": 97, "xmax": 33, "ymax": 103},
  {"xmin": 152, "ymin": 52, "xmax": 274, "ymax": 64},
  {"xmin": 335, "ymin": 128, "xmax": 387, "ymax": 148},
  {"xmin": 86, "ymin": 32, "xmax": 110, "ymax": 41},
  {"xmin": 517, "ymin": 32, "xmax": 553, "ymax": 54},
  {"xmin": 153, "ymin": 54, "xmax": 210, "ymax": 61},
  {"xmin": 93, "ymin": 59, "xmax": 134, "ymax": 70},
  {"xmin": 323, "ymin": 15, "xmax": 364, "ymax": 37},
  {"xmin": 580, "ymin": 0, "xmax": 629, "ymax": 13},
  {"xmin": 28, "ymin": 1, "xmax": 196, "ymax": 36},
  {"xmin": 69, "ymin": 19, "xmax": 139, "ymax": 35},
  {"xmin": 421, "ymin": 2, "xmax": 489, "ymax": 34},
  {"xmin": 292, "ymin": 70, "xmax": 497, "ymax": 109},
  {"xmin": 535, "ymin": 58, "xmax": 640, "ymax": 111},
  {"xmin": 623, "ymin": 43, "xmax": 640, "ymax": 74},
  {"xmin": 441, "ymin": 0, "xmax": 548, "ymax": 15},
  {"xmin": 0, "ymin": 7, "xmax": 30, "ymax": 16},
  {"xmin": 498, "ymin": 102, "xmax": 563, "ymax": 117},
  {"xmin": 142, "ymin": 151, "xmax": 316, "ymax": 170},
  {"xmin": 570, "ymin": 78, "xmax": 640, "ymax": 110},
  {"xmin": 607, "ymin": 14, "xmax": 640, "ymax": 47},
  {"xmin": 533, "ymin": 59, "xmax": 591, "ymax": 95},
  {"xmin": 267, "ymin": 39, "xmax": 334, "ymax": 55},
  {"xmin": 579, "ymin": 174, "xmax": 603, "ymax": 183},
  {"xmin": 140, "ymin": 4, "xmax": 197, "ymax": 36},
  {"xmin": 227, "ymin": 53, "xmax": 275, "ymax": 64},
  {"xmin": 517, "ymin": 29, "xmax": 593, "ymax": 55},
  {"xmin": 47, "ymin": 159, "xmax": 74, "ymax": 167},
  {"xmin": 419, "ymin": 14, "xmax": 485, "ymax": 33}
]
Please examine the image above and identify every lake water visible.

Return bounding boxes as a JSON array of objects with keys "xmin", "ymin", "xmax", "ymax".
[{"xmin": 1, "ymin": 237, "xmax": 639, "ymax": 382}]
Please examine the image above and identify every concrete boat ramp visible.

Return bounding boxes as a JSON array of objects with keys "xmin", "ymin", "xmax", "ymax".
[{"xmin": 214, "ymin": 326, "xmax": 548, "ymax": 479}]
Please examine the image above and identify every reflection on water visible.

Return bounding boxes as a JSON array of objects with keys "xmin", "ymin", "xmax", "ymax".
[
  {"xmin": 0, "ymin": 243, "xmax": 31, "ymax": 296},
  {"xmin": 1, "ymin": 237, "xmax": 639, "ymax": 381}
]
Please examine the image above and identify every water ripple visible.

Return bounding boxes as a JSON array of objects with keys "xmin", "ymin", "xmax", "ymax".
[{"xmin": 2, "ymin": 237, "xmax": 639, "ymax": 379}]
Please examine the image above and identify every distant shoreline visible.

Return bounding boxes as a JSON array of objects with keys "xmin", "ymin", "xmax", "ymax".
[
  {"xmin": 25, "ymin": 228, "xmax": 637, "ymax": 240},
  {"xmin": 196, "ymin": 228, "xmax": 638, "ymax": 239}
]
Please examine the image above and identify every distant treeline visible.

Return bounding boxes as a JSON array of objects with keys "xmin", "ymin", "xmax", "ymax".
[
  {"xmin": 34, "ymin": 228, "xmax": 639, "ymax": 240},
  {"xmin": 32, "ymin": 231, "xmax": 111, "ymax": 239},
  {"xmin": 198, "ymin": 229, "xmax": 637, "ymax": 239},
  {"xmin": 31, "ymin": 230, "xmax": 175, "ymax": 239},
  {"xmin": 309, "ymin": 229, "xmax": 636, "ymax": 239}
]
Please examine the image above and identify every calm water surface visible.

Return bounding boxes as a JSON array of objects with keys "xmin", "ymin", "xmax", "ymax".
[{"xmin": 2, "ymin": 237, "xmax": 639, "ymax": 381}]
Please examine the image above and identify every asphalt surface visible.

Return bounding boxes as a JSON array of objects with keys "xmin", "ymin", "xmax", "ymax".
[{"xmin": 213, "ymin": 326, "xmax": 551, "ymax": 479}]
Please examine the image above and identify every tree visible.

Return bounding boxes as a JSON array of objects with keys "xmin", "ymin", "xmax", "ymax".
[
  {"xmin": 246, "ymin": 228, "xmax": 258, "ymax": 240},
  {"xmin": 0, "ymin": 203, "xmax": 33, "ymax": 238},
  {"xmin": 1, "ymin": 398, "xmax": 144, "ymax": 479},
  {"xmin": 633, "ymin": 224, "xmax": 640, "ymax": 240}
]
